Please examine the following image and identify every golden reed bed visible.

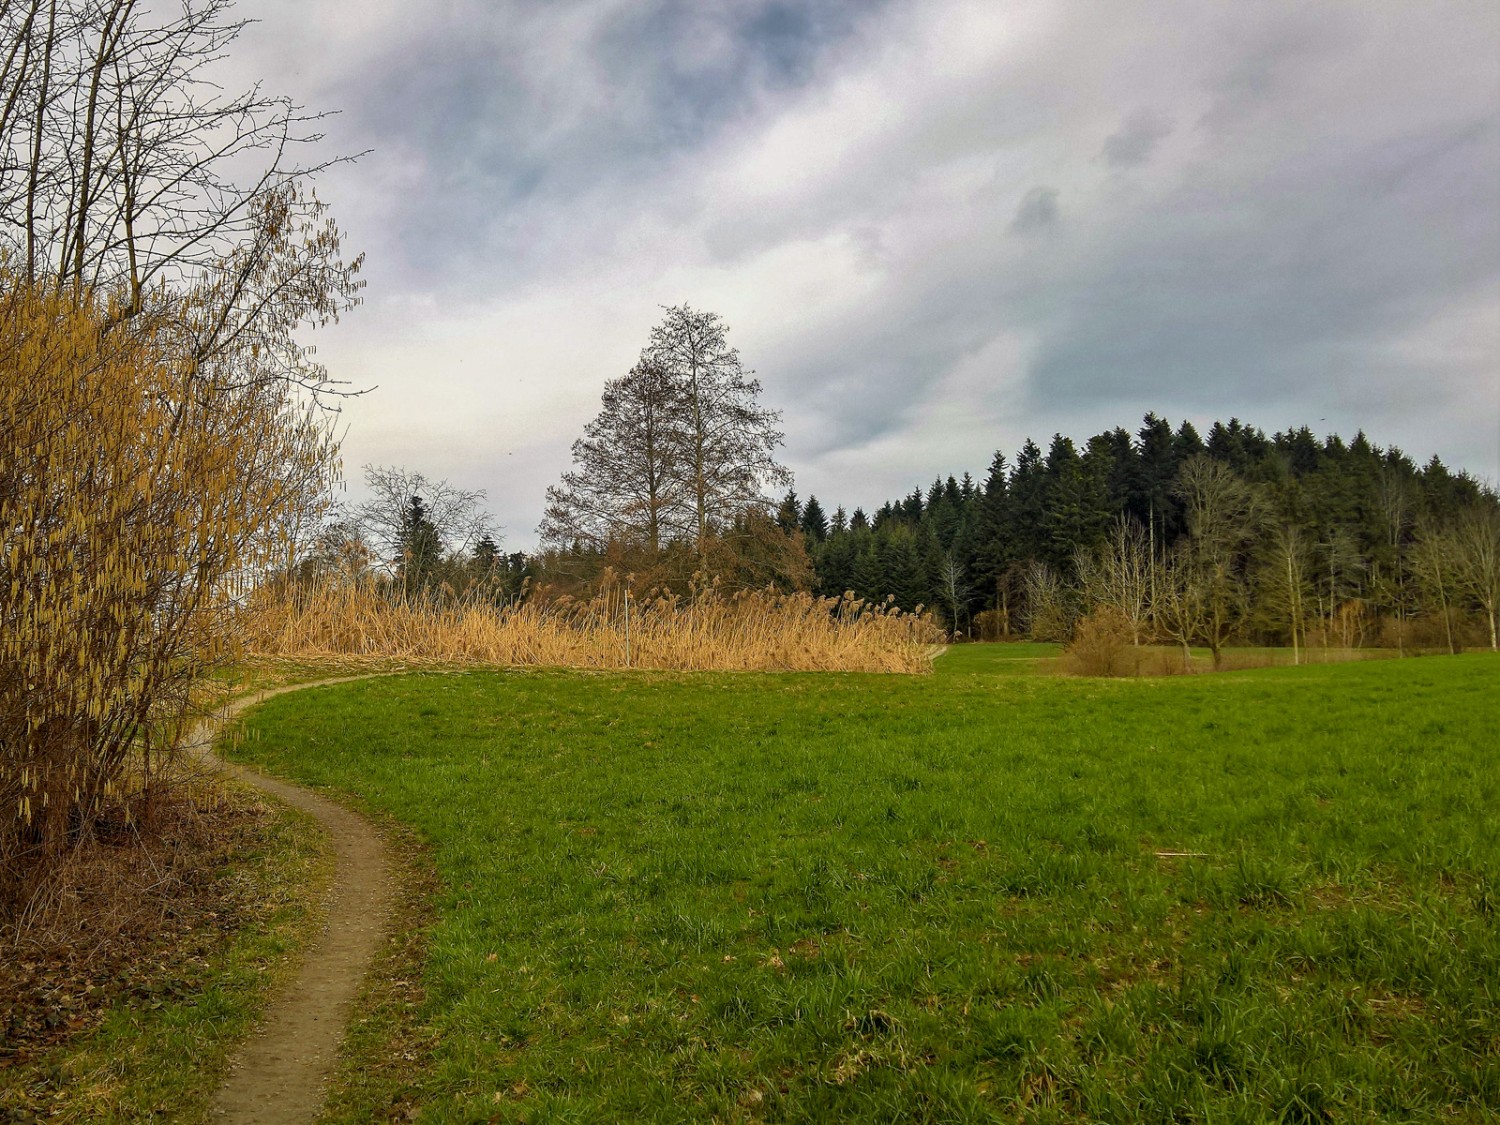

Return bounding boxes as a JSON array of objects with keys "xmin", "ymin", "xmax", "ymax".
[{"xmin": 246, "ymin": 580, "xmax": 941, "ymax": 674}]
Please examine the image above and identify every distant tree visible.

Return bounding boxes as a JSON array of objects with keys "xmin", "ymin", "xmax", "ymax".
[
  {"xmin": 1448, "ymin": 501, "xmax": 1500, "ymax": 650},
  {"xmin": 1075, "ymin": 517, "xmax": 1152, "ymax": 646},
  {"xmin": 1133, "ymin": 412, "xmax": 1181, "ymax": 542},
  {"xmin": 776, "ymin": 489, "xmax": 802, "ymax": 534},
  {"xmin": 1023, "ymin": 560, "xmax": 1073, "ymax": 641},
  {"xmin": 937, "ymin": 550, "xmax": 971, "ymax": 636},
  {"xmin": 800, "ymin": 495, "xmax": 829, "ymax": 544},
  {"xmin": 1173, "ymin": 457, "xmax": 1261, "ymax": 667},
  {"xmin": 703, "ymin": 509, "xmax": 812, "ymax": 593},
  {"xmin": 472, "ymin": 533, "xmax": 501, "ymax": 570},
  {"xmin": 1373, "ymin": 464, "xmax": 1416, "ymax": 653},
  {"xmin": 1153, "ymin": 546, "xmax": 1207, "ymax": 669},
  {"xmin": 1316, "ymin": 527, "xmax": 1366, "ymax": 648},
  {"xmin": 646, "ymin": 305, "xmax": 792, "ymax": 550},
  {"xmin": 539, "ymin": 358, "xmax": 690, "ymax": 554},
  {"xmin": 357, "ymin": 465, "xmax": 497, "ymax": 577},
  {"xmin": 1411, "ymin": 521, "xmax": 1461, "ymax": 654},
  {"xmin": 294, "ymin": 514, "xmax": 373, "ymax": 585},
  {"xmin": 1007, "ymin": 439, "xmax": 1049, "ymax": 565},
  {"xmin": 396, "ymin": 494, "xmax": 443, "ymax": 596},
  {"xmin": 1259, "ymin": 521, "xmax": 1313, "ymax": 663}
]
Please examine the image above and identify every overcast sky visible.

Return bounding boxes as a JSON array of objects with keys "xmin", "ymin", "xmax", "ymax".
[{"xmin": 235, "ymin": 0, "xmax": 1500, "ymax": 547}]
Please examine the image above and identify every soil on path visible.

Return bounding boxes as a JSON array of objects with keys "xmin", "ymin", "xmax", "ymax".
[{"xmin": 189, "ymin": 677, "xmax": 397, "ymax": 1125}]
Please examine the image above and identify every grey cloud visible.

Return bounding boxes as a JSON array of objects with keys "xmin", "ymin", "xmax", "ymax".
[
  {"xmin": 757, "ymin": 3, "xmax": 1499, "ymax": 491},
  {"xmin": 326, "ymin": 0, "xmax": 892, "ymax": 286},
  {"xmin": 1011, "ymin": 187, "xmax": 1060, "ymax": 235},
  {"xmin": 1101, "ymin": 110, "xmax": 1173, "ymax": 167}
]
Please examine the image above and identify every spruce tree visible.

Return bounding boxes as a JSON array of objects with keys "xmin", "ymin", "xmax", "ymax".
[{"xmin": 800, "ymin": 495, "xmax": 829, "ymax": 543}]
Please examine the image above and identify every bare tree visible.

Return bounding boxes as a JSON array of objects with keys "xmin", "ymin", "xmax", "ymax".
[
  {"xmin": 1172, "ymin": 456, "xmax": 1261, "ymax": 668},
  {"xmin": 1259, "ymin": 521, "xmax": 1312, "ymax": 664},
  {"xmin": 1074, "ymin": 516, "xmax": 1152, "ymax": 645},
  {"xmin": 1448, "ymin": 500, "xmax": 1500, "ymax": 650},
  {"xmin": 539, "ymin": 359, "xmax": 692, "ymax": 554},
  {"xmin": 1023, "ymin": 559, "xmax": 1074, "ymax": 641},
  {"xmin": 1375, "ymin": 465, "xmax": 1414, "ymax": 654},
  {"xmin": 937, "ymin": 550, "xmax": 970, "ymax": 637},
  {"xmin": 1316, "ymin": 527, "xmax": 1365, "ymax": 651},
  {"xmin": 646, "ymin": 305, "xmax": 792, "ymax": 551},
  {"xmin": 355, "ymin": 465, "xmax": 498, "ymax": 574},
  {"xmin": 1153, "ymin": 545, "xmax": 1206, "ymax": 670},
  {"xmin": 1411, "ymin": 520, "xmax": 1460, "ymax": 654},
  {"xmin": 0, "ymin": 0, "xmax": 362, "ymax": 387}
]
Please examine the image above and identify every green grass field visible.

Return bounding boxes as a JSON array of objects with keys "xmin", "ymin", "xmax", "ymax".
[{"xmin": 233, "ymin": 650, "xmax": 1500, "ymax": 1123}]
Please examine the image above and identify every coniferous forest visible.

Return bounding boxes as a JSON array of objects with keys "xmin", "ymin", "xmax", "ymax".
[{"xmin": 779, "ymin": 414, "xmax": 1498, "ymax": 653}]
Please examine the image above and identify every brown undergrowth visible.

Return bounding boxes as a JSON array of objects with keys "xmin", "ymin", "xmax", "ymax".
[{"xmin": 0, "ymin": 774, "xmax": 315, "ymax": 1121}]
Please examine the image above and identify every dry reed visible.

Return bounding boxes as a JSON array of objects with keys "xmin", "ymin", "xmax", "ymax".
[{"xmin": 246, "ymin": 580, "xmax": 941, "ymax": 674}]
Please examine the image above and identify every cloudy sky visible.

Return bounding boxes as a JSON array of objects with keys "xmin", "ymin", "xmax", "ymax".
[{"xmin": 235, "ymin": 0, "xmax": 1500, "ymax": 547}]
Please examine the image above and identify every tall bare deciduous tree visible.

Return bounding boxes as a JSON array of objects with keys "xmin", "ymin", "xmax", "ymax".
[
  {"xmin": 1374, "ymin": 465, "xmax": 1415, "ymax": 653},
  {"xmin": 1260, "ymin": 521, "xmax": 1312, "ymax": 664},
  {"xmin": 1022, "ymin": 559, "xmax": 1073, "ymax": 641},
  {"xmin": 645, "ymin": 304, "xmax": 791, "ymax": 550},
  {"xmin": 1411, "ymin": 520, "xmax": 1460, "ymax": 655},
  {"xmin": 543, "ymin": 307, "xmax": 792, "ymax": 560},
  {"xmin": 1448, "ymin": 501, "xmax": 1500, "ymax": 650},
  {"xmin": 1172, "ymin": 456, "xmax": 1262, "ymax": 668},
  {"xmin": 539, "ymin": 359, "xmax": 692, "ymax": 554},
  {"xmin": 1074, "ymin": 516, "xmax": 1152, "ymax": 645},
  {"xmin": 1153, "ymin": 545, "xmax": 1206, "ymax": 669}
]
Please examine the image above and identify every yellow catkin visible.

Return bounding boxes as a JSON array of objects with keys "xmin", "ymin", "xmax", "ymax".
[{"xmin": 1, "ymin": 272, "xmax": 339, "ymax": 879}]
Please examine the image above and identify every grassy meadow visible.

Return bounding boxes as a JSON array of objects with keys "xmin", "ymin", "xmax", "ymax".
[{"xmin": 231, "ymin": 649, "xmax": 1499, "ymax": 1123}]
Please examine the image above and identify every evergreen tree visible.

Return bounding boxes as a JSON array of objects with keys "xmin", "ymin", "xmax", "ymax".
[
  {"xmin": 776, "ymin": 489, "xmax": 802, "ymax": 534},
  {"xmin": 800, "ymin": 495, "xmax": 829, "ymax": 543},
  {"xmin": 397, "ymin": 494, "xmax": 443, "ymax": 596}
]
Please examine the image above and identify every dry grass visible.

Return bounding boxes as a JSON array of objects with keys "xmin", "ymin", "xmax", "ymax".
[
  {"xmin": 246, "ymin": 579, "xmax": 941, "ymax": 674},
  {"xmin": 1062, "ymin": 606, "xmax": 1139, "ymax": 677}
]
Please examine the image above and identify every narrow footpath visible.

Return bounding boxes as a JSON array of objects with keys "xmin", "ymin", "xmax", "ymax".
[{"xmin": 186, "ymin": 677, "xmax": 397, "ymax": 1125}]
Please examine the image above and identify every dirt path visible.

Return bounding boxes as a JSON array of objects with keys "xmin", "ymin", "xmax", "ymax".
[{"xmin": 185, "ymin": 677, "xmax": 397, "ymax": 1125}]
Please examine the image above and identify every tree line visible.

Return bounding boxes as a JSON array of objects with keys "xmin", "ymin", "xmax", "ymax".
[
  {"xmin": 327, "ymin": 303, "xmax": 1497, "ymax": 660},
  {"xmin": 782, "ymin": 416, "xmax": 1498, "ymax": 657}
]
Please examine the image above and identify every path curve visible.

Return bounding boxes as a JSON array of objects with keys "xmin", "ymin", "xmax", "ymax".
[{"xmin": 185, "ymin": 676, "xmax": 397, "ymax": 1125}]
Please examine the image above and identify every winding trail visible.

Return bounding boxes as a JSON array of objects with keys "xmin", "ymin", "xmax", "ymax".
[{"xmin": 186, "ymin": 676, "xmax": 397, "ymax": 1125}]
